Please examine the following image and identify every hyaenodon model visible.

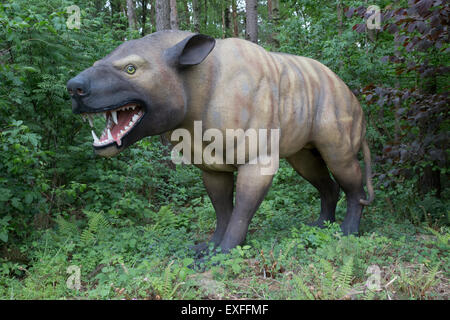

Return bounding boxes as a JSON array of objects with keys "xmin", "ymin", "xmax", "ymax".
[{"xmin": 67, "ymin": 31, "xmax": 374, "ymax": 256}]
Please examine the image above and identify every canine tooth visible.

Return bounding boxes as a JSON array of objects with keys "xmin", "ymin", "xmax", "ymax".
[
  {"xmin": 111, "ymin": 111, "xmax": 118, "ymax": 124},
  {"xmin": 107, "ymin": 129, "xmax": 113, "ymax": 140},
  {"xmin": 91, "ymin": 130, "xmax": 99, "ymax": 143},
  {"xmin": 88, "ymin": 114, "xmax": 94, "ymax": 127}
]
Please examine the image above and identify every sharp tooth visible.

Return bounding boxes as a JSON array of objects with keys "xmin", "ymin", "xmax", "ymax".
[
  {"xmin": 103, "ymin": 112, "xmax": 107, "ymax": 120},
  {"xmin": 107, "ymin": 129, "xmax": 113, "ymax": 140},
  {"xmin": 88, "ymin": 114, "xmax": 94, "ymax": 127},
  {"xmin": 132, "ymin": 115, "xmax": 139, "ymax": 122},
  {"xmin": 131, "ymin": 106, "xmax": 135, "ymax": 110},
  {"xmin": 129, "ymin": 121, "xmax": 133, "ymax": 126},
  {"xmin": 111, "ymin": 111, "xmax": 118, "ymax": 125},
  {"xmin": 125, "ymin": 126, "xmax": 129, "ymax": 130},
  {"xmin": 91, "ymin": 130, "xmax": 99, "ymax": 143}
]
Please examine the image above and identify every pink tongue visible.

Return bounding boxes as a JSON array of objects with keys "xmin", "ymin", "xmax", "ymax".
[
  {"xmin": 111, "ymin": 109, "xmax": 135, "ymax": 139},
  {"xmin": 99, "ymin": 108, "xmax": 140, "ymax": 144}
]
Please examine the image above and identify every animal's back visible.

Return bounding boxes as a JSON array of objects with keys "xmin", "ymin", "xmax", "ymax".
[
  {"xmin": 270, "ymin": 52, "xmax": 365, "ymax": 157},
  {"xmin": 192, "ymin": 36, "xmax": 365, "ymax": 158}
]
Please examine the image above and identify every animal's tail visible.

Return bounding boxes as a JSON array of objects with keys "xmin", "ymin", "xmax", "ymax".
[{"xmin": 359, "ymin": 138, "xmax": 375, "ymax": 206}]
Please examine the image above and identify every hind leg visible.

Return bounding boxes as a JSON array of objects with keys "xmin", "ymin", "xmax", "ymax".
[
  {"xmin": 318, "ymin": 150, "xmax": 366, "ymax": 235},
  {"xmin": 287, "ymin": 149, "xmax": 340, "ymax": 228}
]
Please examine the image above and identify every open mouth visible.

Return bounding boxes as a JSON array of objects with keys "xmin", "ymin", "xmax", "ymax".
[{"xmin": 81, "ymin": 103, "xmax": 144, "ymax": 148}]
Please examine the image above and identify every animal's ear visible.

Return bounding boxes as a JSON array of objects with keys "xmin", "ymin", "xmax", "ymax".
[{"xmin": 165, "ymin": 34, "xmax": 215, "ymax": 67}]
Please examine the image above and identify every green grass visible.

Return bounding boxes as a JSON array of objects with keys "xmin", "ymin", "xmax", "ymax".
[{"xmin": 0, "ymin": 160, "xmax": 448, "ymax": 300}]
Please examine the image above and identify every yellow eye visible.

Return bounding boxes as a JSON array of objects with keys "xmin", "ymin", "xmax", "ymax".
[{"xmin": 125, "ymin": 64, "xmax": 136, "ymax": 74}]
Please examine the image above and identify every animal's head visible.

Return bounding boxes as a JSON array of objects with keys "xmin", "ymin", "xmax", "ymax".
[{"xmin": 67, "ymin": 31, "xmax": 215, "ymax": 157}]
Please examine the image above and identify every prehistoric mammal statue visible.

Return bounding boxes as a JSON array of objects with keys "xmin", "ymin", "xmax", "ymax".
[{"xmin": 67, "ymin": 30, "xmax": 374, "ymax": 256}]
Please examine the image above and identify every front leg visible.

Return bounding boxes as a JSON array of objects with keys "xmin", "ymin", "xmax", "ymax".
[
  {"xmin": 191, "ymin": 170, "xmax": 234, "ymax": 256},
  {"xmin": 219, "ymin": 164, "xmax": 274, "ymax": 252}
]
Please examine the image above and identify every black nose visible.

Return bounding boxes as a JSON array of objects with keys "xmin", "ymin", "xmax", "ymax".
[{"xmin": 67, "ymin": 76, "xmax": 90, "ymax": 97}]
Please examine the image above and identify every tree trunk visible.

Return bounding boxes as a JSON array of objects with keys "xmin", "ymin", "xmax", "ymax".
[
  {"xmin": 156, "ymin": 0, "xmax": 170, "ymax": 31},
  {"xmin": 204, "ymin": 0, "xmax": 207, "ymax": 27},
  {"xmin": 192, "ymin": 0, "xmax": 200, "ymax": 32},
  {"xmin": 224, "ymin": 0, "xmax": 231, "ymax": 38},
  {"xmin": 170, "ymin": 0, "xmax": 178, "ymax": 30},
  {"xmin": 272, "ymin": 0, "xmax": 279, "ymax": 22},
  {"xmin": 270, "ymin": 0, "xmax": 280, "ymax": 48},
  {"xmin": 141, "ymin": 0, "xmax": 147, "ymax": 35},
  {"xmin": 127, "ymin": 0, "xmax": 138, "ymax": 30},
  {"xmin": 222, "ymin": 5, "xmax": 225, "ymax": 38},
  {"xmin": 245, "ymin": 0, "xmax": 258, "ymax": 43},
  {"xmin": 183, "ymin": 0, "xmax": 190, "ymax": 27},
  {"xmin": 150, "ymin": 0, "xmax": 155, "ymax": 30},
  {"xmin": 336, "ymin": 1, "xmax": 344, "ymax": 70},
  {"xmin": 110, "ymin": 0, "xmax": 122, "ymax": 26},
  {"xmin": 155, "ymin": 0, "xmax": 172, "ymax": 168},
  {"xmin": 232, "ymin": 0, "xmax": 238, "ymax": 37},
  {"xmin": 268, "ymin": 0, "xmax": 272, "ymax": 20}
]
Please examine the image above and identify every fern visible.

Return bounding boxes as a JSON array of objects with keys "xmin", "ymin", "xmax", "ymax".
[
  {"xmin": 80, "ymin": 211, "xmax": 110, "ymax": 245},
  {"xmin": 363, "ymin": 289, "xmax": 376, "ymax": 300},
  {"xmin": 420, "ymin": 264, "xmax": 440, "ymax": 295},
  {"xmin": 55, "ymin": 215, "xmax": 78, "ymax": 237},
  {"xmin": 320, "ymin": 259, "xmax": 335, "ymax": 298},
  {"xmin": 147, "ymin": 261, "xmax": 185, "ymax": 299},
  {"xmin": 315, "ymin": 257, "xmax": 355, "ymax": 299},
  {"xmin": 293, "ymin": 274, "xmax": 315, "ymax": 300},
  {"xmin": 336, "ymin": 257, "xmax": 354, "ymax": 296}
]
